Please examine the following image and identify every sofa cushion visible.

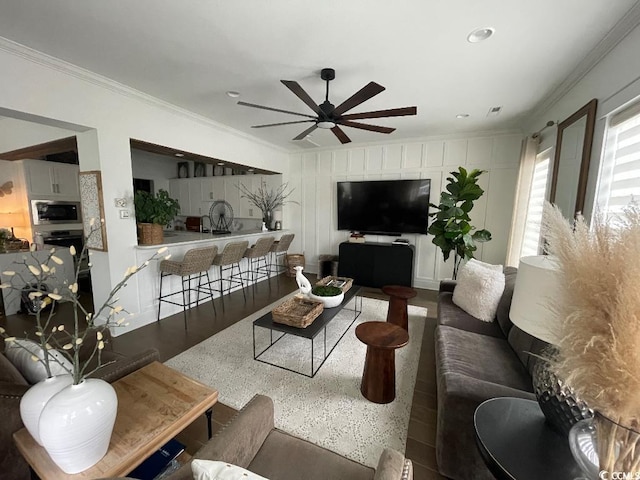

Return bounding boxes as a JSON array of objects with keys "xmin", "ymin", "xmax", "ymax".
[
  {"xmin": 249, "ymin": 430, "xmax": 374, "ymax": 480},
  {"xmin": 0, "ymin": 352, "xmax": 27, "ymax": 385},
  {"xmin": 192, "ymin": 460, "xmax": 268, "ymax": 480},
  {"xmin": 436, "ymin": 325, "xmax": 533, "ymax": 393},
  {"xmin": 495, "ymin": 266, "xmax": 518, "ymax": 337},
  {"xmin": 5, "ymin": 339, "xmax": 73, "ymax": 384},
  {"xmin": 437, "ymin": 292, "xmax": 503, "ymax": 338},
  {"xmin": 452, "ymin": 259, "xmax": 505, "ymax": 322}
]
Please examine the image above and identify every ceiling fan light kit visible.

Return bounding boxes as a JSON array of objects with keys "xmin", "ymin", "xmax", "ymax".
[{"xmin": 238, "ymin": 68, "xmax": 417, "ymax": 144}]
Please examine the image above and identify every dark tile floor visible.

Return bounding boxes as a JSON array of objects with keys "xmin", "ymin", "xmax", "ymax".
[{"xmin": 2, "ymin": 273, "xmax": 445, "ymax": 479}]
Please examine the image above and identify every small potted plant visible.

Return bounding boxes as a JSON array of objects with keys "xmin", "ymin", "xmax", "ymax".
[
  {"xmin": 134, "ymin": 189, "xmax": 180, "ymax": 245},
  {"xmin": 309, "ymin": 285, "xmax": 344, "ymax": 308}
]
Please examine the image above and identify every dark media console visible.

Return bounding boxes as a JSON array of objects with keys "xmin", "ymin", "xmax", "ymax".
[{"xmin": 338, "ymin": 242, "xmax": 414, "ymax": 288}]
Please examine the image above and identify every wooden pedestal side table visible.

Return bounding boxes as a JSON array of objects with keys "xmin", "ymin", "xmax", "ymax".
[
  {"xmin": 382, "ymin": 285, "xmax": 417, "ymax": 332},
  {"xmin": 13, "ymin": 361, "xmax": 218, "ymax": 480},
  {"xmin": 356, "ymin": 321, "xmax": 409, "ymax": 404}
]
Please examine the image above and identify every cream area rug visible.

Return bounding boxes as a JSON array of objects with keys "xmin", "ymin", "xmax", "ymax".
[{"xmin": 165, "ymin": 294, "xmax": 427, "ymax": 467}]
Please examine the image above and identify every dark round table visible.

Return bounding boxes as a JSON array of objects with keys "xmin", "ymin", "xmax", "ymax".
[
  {"xmin": 474, "ymin": 397, "xmax": 584, "ymax": 480},
  {"xmin": 382, "ymin": 285, "xmax": 417, "ymax": 332},
  {"xmin": 355, "ymin": 321, "xmax": 409, "ymax": 404}
]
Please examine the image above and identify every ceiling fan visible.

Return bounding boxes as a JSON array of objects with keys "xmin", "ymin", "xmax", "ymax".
[{"xmin": 238, "ymin": 68, "xmax": 417, "ymax": 144}]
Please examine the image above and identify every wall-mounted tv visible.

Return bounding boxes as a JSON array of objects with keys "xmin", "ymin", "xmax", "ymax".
[{"xmin": 337, "ymin": 179, "xmax": 431, "ymax": 235}]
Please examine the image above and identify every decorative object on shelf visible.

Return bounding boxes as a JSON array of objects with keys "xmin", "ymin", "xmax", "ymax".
[
  {"xmin": 177, "ymin": 162, "xmax": 189, "ymax": 178},
  {"xmin": 134, "ymin": 189, "xmax": 180, "ymax": 245},
  {"xmin": 79, "ymin": 171, "xmax": 108, "ymax": 251},
  {"xmin": 0, "ymin": 222, "xmax": 170, "ymax": 473},
  {"xmin": 349, "ymin": 233, "xmax": 365, "ymax": 243},
  {"xmin": 428, "ymin": 167, "xmax": 491, "ymax": 279},
  {"xmin": 510, "ymin": 254, "xmax": 593, "ymax": 436},
  {"xmin": 238, "ymin": 181, "xmax": 298, "ymax": 230},
  {"xmin": 294, "ymin": 265, "xmax": 312, "ymax": 297},
  {"xmin": 0, "ymin": 180, "xmax": 14, "ymax": 197},
  {"xmin": 272, "ymin": 296, "xmax": 323, "ymax": 328},
  {"xmin": 542, "ymin": 203, "xmax": 640, "ymax": 476},
  {"xmin": 309, "ymin": 285, "xmax": 344, "ymax": 308},
  {"xmin": 285, "ymin": 253, "xmax": 305, "ymax": 277},
  {"xmin": 194, "ymin": 162, "xmax": 206, "ymax": 177},
  {"xmin": 208, "ymin": 200, "xmax": 234, "ymax": 234}
]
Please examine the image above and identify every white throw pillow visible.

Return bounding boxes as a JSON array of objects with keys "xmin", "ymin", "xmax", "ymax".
[
  {"xmin": 192, "ymin": 460, "xmax": 269, "ymax": 480},
  {"xmin": 5, "ymin": 339, "xmax": 73, "ymax": 384},
  {"xmin": 452, "ymin": 259, "xmax": 505, "ymax": 322}
]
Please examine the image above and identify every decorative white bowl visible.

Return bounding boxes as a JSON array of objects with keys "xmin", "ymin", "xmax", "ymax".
[{"xmin": 309, "ymin": 291, "xmax": 344, "ymax": 308}]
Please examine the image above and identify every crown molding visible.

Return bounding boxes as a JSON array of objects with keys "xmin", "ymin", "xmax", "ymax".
[
  {"xmin": 0, "ymin": 36, "xmax": 289, "ymax": 154},
  {"xmin": 529, "ymin": 2, "xmax": 640, "ymax": 122}
]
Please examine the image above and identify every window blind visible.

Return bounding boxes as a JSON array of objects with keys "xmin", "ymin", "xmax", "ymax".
[
  {"xmin": 521, "ymin": 149, "xmax": 551, "ymax": 257},
  {"xmin": 598, "ymin": 102, "xmax": 640, "ymax": 216}
]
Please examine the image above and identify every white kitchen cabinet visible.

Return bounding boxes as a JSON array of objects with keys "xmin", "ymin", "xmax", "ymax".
[
  {"xmin": 169, "ymin": 178, "xmax": 205, "ymax": 216},
  {"xmin": 238, "ymin": 175, "xmax": 264, "ymax": 218},
  {"xmin": 223, "ymin": 177, "xmax": 241, "ymax": 218},
  {"xmin": 23, "ymin": 160, "xmax": 79, "ymax": 197}
]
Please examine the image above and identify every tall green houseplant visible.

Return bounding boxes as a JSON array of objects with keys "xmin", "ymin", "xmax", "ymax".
[{"xmin": 428, "ymin": 167, "xmax": 492, "ymax": 278}]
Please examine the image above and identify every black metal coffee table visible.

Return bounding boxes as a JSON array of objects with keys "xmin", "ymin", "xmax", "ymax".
[{"xmin": 253, "ymin": 286, "xmax": 362, "ymax": 377}]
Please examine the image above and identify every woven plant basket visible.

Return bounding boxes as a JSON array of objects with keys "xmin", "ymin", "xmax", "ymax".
[
  {"xmin": 285, "ymin": 254, "xmax": 305, "ymax": 277},
  {"xmin": 138, "ymin": 223, "xmax": 164, "ymax": 245}
]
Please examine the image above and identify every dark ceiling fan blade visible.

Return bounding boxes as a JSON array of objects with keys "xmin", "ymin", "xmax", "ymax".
[
  {"xmin": 238, "ymin": 101, "xmax": 316, "ymax": 119},
  {"xmin": 340, "ymin": 106, "xmax": 417, "ymax": 120},
  {"xmin": 332, "ymin": 82, "xmax": 385, "ymax": 117},
  {"xmin": 252, "ymin": 120, "xmax": 316, "ymax": 129},
  {"xmin": 331, "ymin": 126, "xmax": 351, "ymax": 144},
  {"xmin": 339, "ymin": 120, "xmax": 396, "ymax": 134},
  {"xmin": 281, "ymin": 80, "xmax": 323, "ymax": 116},
  {"xmin": 293, "ymin": 124, "xmax": 319, "ymax": 140}
]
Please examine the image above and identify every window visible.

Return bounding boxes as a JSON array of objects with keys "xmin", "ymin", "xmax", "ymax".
[
  {"xmin": 521, "ymin": 148, "xmax": 552, "ymax": 256},
  {"xmin": 596, "ymin": 101, "xmax": 640, "ymax": 217}
]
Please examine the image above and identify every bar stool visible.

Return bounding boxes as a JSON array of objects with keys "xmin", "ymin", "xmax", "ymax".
[
  {"xmin": 211, "ymin": 240, "xmax": 249, "ymax": 310},
  {"xmin": 243, "ymin": 236, "xmax": 275, "ymax": 290},
  {"xmin": 268, "ymin": 233, "xmax": 295, "ymax": 276},
  {"xmin": 157, "ymin": 246, "xmax": 218, "ymax": 330}
]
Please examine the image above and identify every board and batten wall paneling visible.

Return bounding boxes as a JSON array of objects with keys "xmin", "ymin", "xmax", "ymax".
[{"xmin": 287, "ymin": 132, "xmax": 523, "ymax": 289}]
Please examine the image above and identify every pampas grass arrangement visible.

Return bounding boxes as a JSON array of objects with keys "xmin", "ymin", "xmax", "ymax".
[{"xmin": 543, "ymin": 203, "xmax": 640, "ymax": 474}]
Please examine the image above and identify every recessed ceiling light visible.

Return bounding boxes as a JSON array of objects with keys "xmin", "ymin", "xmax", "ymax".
[
  {"xmin": 467, "ymin": 27, "xmax": 495, "ymax": 43},
  {"xmin": 456, "ymin": 114, "xmax": 470, "ymax": 119},
  {"xmin": 247, "ymin": 168, "xmax": 254, "ymax": 172},
  {"xmin": 226, "ymin": 91, "xmax": 240, "ymax": 98},
  {"xmin": 174, "ymin": 153, "xmax": 184, "ymax": 157},
  {"xmin": 217, "ymin": 162, "xmax": 225, "ymax": 166}
]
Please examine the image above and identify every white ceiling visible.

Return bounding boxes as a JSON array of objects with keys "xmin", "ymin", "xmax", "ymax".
[{"xmin": 0, "ymin": 0, "xmax": 637, "ymax": 150}]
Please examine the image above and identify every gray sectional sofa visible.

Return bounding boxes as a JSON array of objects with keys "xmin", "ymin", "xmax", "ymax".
[{"xmin": 434, "ymin": 267, "xmax": 548, "ymax": 480}]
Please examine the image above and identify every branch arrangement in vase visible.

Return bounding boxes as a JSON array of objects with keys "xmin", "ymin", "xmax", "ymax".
[
  {"xmin": 238, "ymin": 181, "xmax": 298, "ymax": 218},
  {"xmin": 0, "ymin": 219, "xmax": 170, "ymax": 384}
]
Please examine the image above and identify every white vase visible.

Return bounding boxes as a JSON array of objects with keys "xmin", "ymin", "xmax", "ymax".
[
  {"xmin": 39, "ymin": 379, "xmax": 118, "ymax": 474},
  {"xmin": 20, "ymin": 374, "xmax": 73, "ymax": 446}
]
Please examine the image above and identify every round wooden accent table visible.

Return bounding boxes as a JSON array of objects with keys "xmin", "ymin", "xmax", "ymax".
[
  {"xmin": 382, "ymin": 285, "xmax": 417, "ymax": 332},
  {"xmin": 355, "ymin": 321, "xmax": 409, "ymax": 404}
]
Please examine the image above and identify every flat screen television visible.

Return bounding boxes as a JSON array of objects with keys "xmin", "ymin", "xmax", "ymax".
[{"xmin": 337, "ymin": 179, "xmax": 431, "ymax": 235}]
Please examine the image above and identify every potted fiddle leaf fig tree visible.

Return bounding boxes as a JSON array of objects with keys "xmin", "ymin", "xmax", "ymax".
[
  {"xmin": 427, "ymin": 167, "xmax": 492, "ymax": 279},
  {"xmin": 134, "ymin": 189, "xmax": 180, "ymax": 245}
]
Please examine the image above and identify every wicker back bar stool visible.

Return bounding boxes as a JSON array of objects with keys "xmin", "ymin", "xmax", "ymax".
[
  {"xmin": 210, "ymin": 240, "xmax": 249, "ymax": 310},
  {"xmin": 243, "ymin": 236, "xmax": 275, "ymax": 290},
  {"xmin": 157, "ymin": 245, "xmax": 218, "ymax": 329},
  {"xmin": 268, "ymin": 233, "xmax": 295, "ymax": 276}
]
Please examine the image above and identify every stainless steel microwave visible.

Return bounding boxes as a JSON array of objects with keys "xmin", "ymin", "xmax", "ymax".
[{"xmin": 31, "ymin": 200, "xmax": 82, "ymax": 225}]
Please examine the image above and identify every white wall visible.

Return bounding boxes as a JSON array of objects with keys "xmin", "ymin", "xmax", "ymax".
[
  {"xmin": 286, "ymin": 132, "xmax": 523, "ymax": 289},
  {"xmin": 525, "ymin": 23, "xmax": 640, "ymax": 218},
  {"xmin": 0, "ymin": 117, "xmax": 77, "ymax": 153},
  {"xmin": 130, "ymin": 149, "xmax": 179, "ymax": 194}
]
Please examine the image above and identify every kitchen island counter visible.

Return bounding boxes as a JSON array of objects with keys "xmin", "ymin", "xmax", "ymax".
[{"xmin": 135, "ymin": 229, "xmax": 286, "ymax": 249}]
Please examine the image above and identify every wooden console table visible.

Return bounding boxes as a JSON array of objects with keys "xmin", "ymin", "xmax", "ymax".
[{"xmin": 14, "ymin": 361, "xmax": 218, "ymax": 480}]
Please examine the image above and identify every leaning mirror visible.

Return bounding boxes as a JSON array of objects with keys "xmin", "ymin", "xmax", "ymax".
[{"xmin": 549, "ymin": 99, "xmax": 598, "ymax": 218}]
